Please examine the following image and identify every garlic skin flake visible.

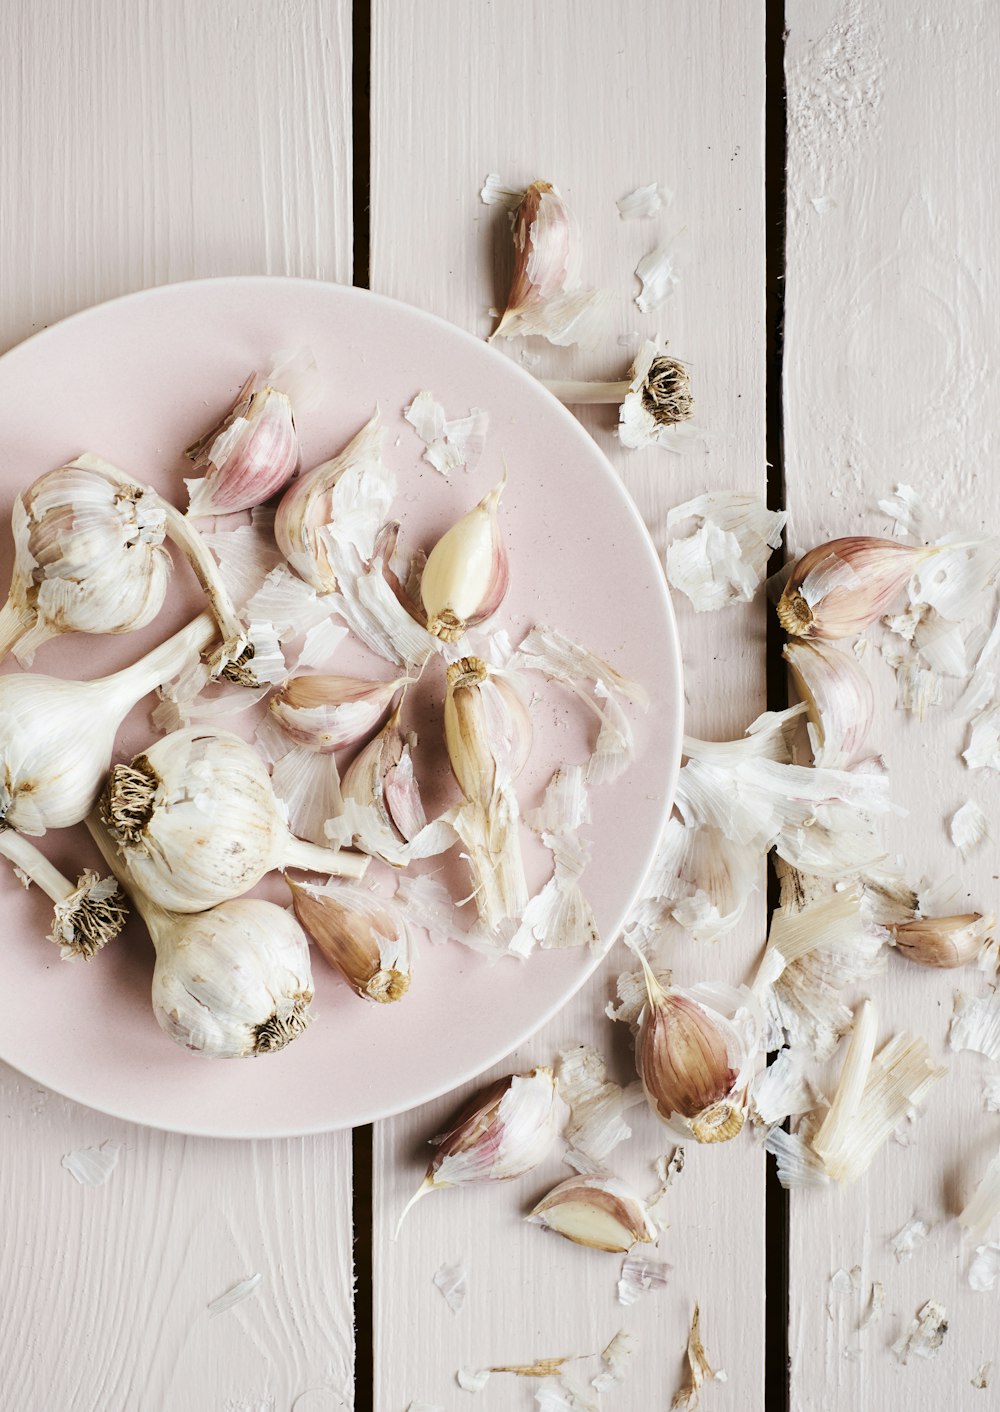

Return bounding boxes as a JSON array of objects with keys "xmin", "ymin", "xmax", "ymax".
[
  {"xmin": 617, "ymin": 182, "xmax": 667, "ymax": 219},
  {"xmin": 960, "ymin": 1148, "xmax": 1000, "ymax": 1241},
  {"xmin": 404, "ymin": 391, "xmax": 488, "ymax": 477},
  {"xmin": 635, "ymin": 242, "xmax": 681, "ymax": 314},
  {"xmin": 778, "ymin": 536, "xmax": 941, "ymax": 639},
  {"xmin": 618, "ymin": 1251, "xmax": 671, "ymax": 1305},
  {"xmin": 890, "ymin": 1216, "xmax": 932, "ymax": 1262},
  {"xmin": 556, "ymin": 1044, "xmax": 643, "ymax": 1174},
  {"xmin": 288, "ymin": 879, "xmax": 412, "ymax": 1003},
  {"xmin": 0, "ymin": 463, "xmax": 171, "ymax": 666},
  {"xmin": 784, "ymin": 638, "xmax": 875, "ymax": 767},
  {"xmin": 950, "ymin": 989, "xmax": 1000, "ymax": 1058},
  {"xmin": 666, "ymin": 492, "xmax": 786, "ymax": 611},
  {"xmin": 893, "ymin": 1300, "xmax": 949, "ymax": 1364},
  {"xmin": 0, "ymin": 827, "xmax": 127, "ymax": 960},
  {"xmin": 269, "ymin": 672, "xmax": 407, "ymax": 752},
  {"xmin": 951, "ymin": 800, "xmax": 990, "ymax": 858},
  {"xmin": 420, "ymin": 479, "xmax": 509, "ymax": 641},
  {"xmin": 185, "ymin": 369, "xmax": 300, "ymax": 517},
  {"xmin": 528, "ymin": 1174, "xmax": 656, "ymax": 1252},
  {"xmin": 671, "ymin": 1304, "xmax": 726, "ymax": 1411},
  {"xmin": 432, "ymin": 1261, "xmax": 467, "ymax": 1314}
]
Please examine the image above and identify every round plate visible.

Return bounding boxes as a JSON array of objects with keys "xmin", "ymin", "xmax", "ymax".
[{"xmin": 0, "ymin": 277, "xmax": 682, "ymax": 1137}]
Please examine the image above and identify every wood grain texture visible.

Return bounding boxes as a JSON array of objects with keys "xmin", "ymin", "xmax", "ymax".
[
  {"xmin": 0, "ymin": 3, "xmax": 356, "ymax": 1409},
  {"xmin": 785, "ymin": 3, "xmax": 1000, "ymax": 1408},
  {"xmin": 369, "ymin": 3, "xmax": 768, "ymax": 1408}
]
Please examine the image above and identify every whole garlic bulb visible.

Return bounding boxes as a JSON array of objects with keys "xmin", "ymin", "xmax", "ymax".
[
  {"xmin": 101, "ymin": 726, "xmax": 368, "ymax": 911},
  {"xmin": 0, "ymin": 463, "xmax": 172, "ymax": 666}
]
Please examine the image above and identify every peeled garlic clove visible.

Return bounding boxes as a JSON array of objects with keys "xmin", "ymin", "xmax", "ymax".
[
  {"xmin": 0, "ymin": 826, "xmax": 128, "ymax": 959},
  {"xmin": 892, "ymin": 912, "xmax": 992, "ymax": 969},
  {"xmin": 395, "ymin": 1067, "xmax": 564, "ymax": 1235},
  {"xmin": 636, "ymin": 962, "xmax": 759, "ymax": 1143},
  {"xmin": 101, "ymin": 726, "xmax": 367, "ymax": 912},
  {"xmin": 269, "ymin": 673, "xmax": 408, "ymax": 753},
  {"xmin": 185, "ymin": 374, "xmax": 299, "ymax": 516},
  {"xmin": 444, "ymin": 656, "xmax": 533, "ymax": 804},
  {"xmin": 784, "ymin": 638, "xmax": 875, "ymax": 767},
  {"xmin": 420, "ymin": 479, "xmax": 509, "ymax": 641},
  {"xmin": 527, "ymin": 1174, "xmax": 656, "ymax": 1252},
  {"xmin": 777, "ymin": 537, "xmax": 938, "ymax": 640},
  {"xmin": 287, "ymin": 878, "xmax": 412, "ymax": 1002}
]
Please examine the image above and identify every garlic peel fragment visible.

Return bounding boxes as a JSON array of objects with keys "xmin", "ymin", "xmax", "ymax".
[
  {"xmin": 784, "ymin": 638, "xmax": 875, "ymax": 767},
  {"xmin": 185, "ymin": 368, "xmax": 300, "ymax": 517},
  {"xmin": 666, "ymin": 492, "xmax": 786, "ymax": 611}
]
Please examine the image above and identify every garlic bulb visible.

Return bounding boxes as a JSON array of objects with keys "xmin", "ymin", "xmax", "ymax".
[
  {"xmin": 635, "ymin": 961, "xmax": 760, "ymax": 1143},
  {"xmin": 527, "ymin": 1174, "xmax": 656, "ymax": 1252},
  {"xmin": 269, "ymin": 672, "xmax": 408, "ymax": 752},
  {"xmin": 420, "ymin": 479, "xmax": 509, "ymax": 641},
  {"xmin": 87, "ymin": 815, "xmax": 314, "ymax": 1058},
  {"xmin": 185, "ymin": 372, "xmax": 299, "ymax": 516},
  {"xmin": 0, "ymin": 610, "xmax": 217, "ymax": 835},
  {"xmin": 784, "ymin": 638, "xmax": 875, "ymax": 767},
  {"xmin": 101, "ymin": 726, "xmax": 368, "ymax": 912},
  {"xmin": 395, "ymin": 1067, "xmax": 564, "ymax": 1236},
  {"xmin": 777, "ymin": 537, "xmax": 939, "ymax": 639},
  {"xmin": 0, "ymin": 826, "xmax": 127, "ymax": 959},
  {"xmin": 0, "ymin": 463, "xmax": 171, "ymax": 666},
  {"xmin": 287, "ymin": 878, "xmax": 412, "ymax": 1002},
  {"xmin": 891, "ymin": 912, "xmax": 992, "ymax": 969}
]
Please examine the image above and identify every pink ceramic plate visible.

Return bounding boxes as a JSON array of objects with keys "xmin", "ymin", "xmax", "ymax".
[{"xmin": 0, "ymin": 277, "xmax": 682, "ymax": 1137}]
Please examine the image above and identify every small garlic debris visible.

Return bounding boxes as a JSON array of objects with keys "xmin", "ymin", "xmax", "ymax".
[
  {"xmin": 878, "ymin": 483, "xmax": 928, "ymax": 540},
  {"xmin": 764, "ymin": 1126, "xmax": 830, "ymax": 1189},
  {"xmin": 983, "ymin": 1071, "xmax": 1000, "ymax": 1112},
  {"xmin": 457, "ymin": 1367, "xmax": 490, "ymax": 1392},
  {"xmin": 860, "ymin": 1280, "xmax": 885, "ymax": 1330},
  {"xmin": 395, "ymin": 1068, "xmax": 564, "ymax": 1235},
  {"xmin": 973, "ymin": 1362, "xmax": 993, "ymax": 1390},
  {"xmin": 479, "ymin": 171, "xmax": 522, "ymax": 209},
  {"xmin": 639, "ymin": 817, "xmax": 759, "ymax": 944},
  {"xmin": 960, "ymin": 1147, "xmax": 1000, "ymax": 1240},
  {"xmin": 404, "ymin": 391, "xmax": 488, "ymax": 477},
  {"xmin": 490, "ymin": 180, "xmax": 610, "ymax": 347},
  {"xmin": 527, "ymin": 1174, "xmax": 656, "ymax": 1253},
  {"xmin": 592, "ymin": 1330, "xmax": 639, "ymax": 1393},
  {"xmin": 61, "ymin": 1141, "xmax": 121, "ymax": 1187},
  {"xmin": 618, "ymin": 1252, "xmax": 671, "ymax": 1305},
  {"xmin": 748, "ymin": 1048, "xmax": 813, "ymax": 1130},
  {"xmin": 964, "ymin": 704, "xmax": 1000, "ymax": 772},
  {"xmin": 555, "ymin": 1045, "xmax": 644, "ymax": 1174},
  {"xmin": 951, "ymin": 800, "xmax": 990, "ymax": 858},
  {"xmin": 635, "ymin": 239, "xmax": 683, "ymax": 314},
  {"xmin": 432, "ymin": 1261, "xmax": 467, "ymax": 1313},
  {"xmin": 527, "ymin": 765, "xmax": 590, "ymax": 836},
  {"xmin": 666, "ymin": 492, "xmax": 786, "ymax": 612},
  {"xmin": 890, "ymin": 1215, "xmax": 932, "ymax": 1263},
  {"xmin": 892, "ymin": 1300, "xmax": 949, "ymax": 1364},
  {"xmin": 509, "ymin": 832, "xmax": 599, "ymax": 957},
  {"xmin": 421, "ymin": 478, "xmax": 509, "ymax": 641},
  {"xmin": 671, "ymin": 1304, "xmax": 726, "ymax": 1411},
  {"xmin": 950, "ymin": 990, "xmax": 1000, "ymax": 1059},
  {"xmin": 784, "ymin": 638, "xmax": 875, "ymax": 768},
  {"xmin": 778, "ymin": 536, "xmax": 942, "ymax": 640},
  {"xmin": 617, "ymin": 182, "xmax": 667, "ymax": 219},
  {"xmin": 968, "ymin": 1243, "xmax": 1000, "ymax": 1292},
  {"xmin": 535, "ymin": 1374, "xmax": 599, "ymax": 1412},
  {"xmin": 207, "ymin": 1272, "xmax": 263, "ymax": 1318},
  {"xmin": 895, "ymin": 913, "xmax": 992, "ymax": 970},
  {"xmin": 288, "ymin": 879, "xmax": 412, "ymax": 1004}
]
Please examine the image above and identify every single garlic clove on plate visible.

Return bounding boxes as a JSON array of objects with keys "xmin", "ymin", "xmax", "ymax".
[
  {"xmin": 185, "ymin": 374, "xmax": 300, "ymax": 517},
  {"xmin": 269, "ymin": 672, "xmax": 409, "ymax": 753},
  {"xmin": 527, "ymin": 1173, "xmax": 657, "ymax": 1252},
  {"xmin": 420, "ymin": 478, "xmax": 509, "ymax": 641},
  {"xmin": 287, "ymin": 878, "xmax": 412, "ymax": 1003},
  {"xmin": 777, "ymin": 536, "xmax": 938, "ymax": 640}
]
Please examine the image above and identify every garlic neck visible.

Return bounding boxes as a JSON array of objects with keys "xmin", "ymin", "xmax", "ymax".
[
  {"xmin": 282, "ymin": 832, "xmax": 370, "ymax": 880},
  {"xmin": 0, "ymin": 596, "xmax": 36, "ymax": 664},
  {"xmin": 99, "ymin": 611, "xmax": 216, "ymax": 714}
]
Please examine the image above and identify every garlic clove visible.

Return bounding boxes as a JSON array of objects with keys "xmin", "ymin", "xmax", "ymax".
[
  {"xmin": 444, "ymin": 656, "xmax": 532, "ymax": 805},
  {"xmin": 777, "ymin": 537, "xmax": 939, "ymax": 639},
  {"xmin": 892, "ymin": 912, "xmax": 993, "ymax": 969},
  {"xmin": 269, "ymin": 672, "xmax": 409, "ymax": 753},
  {"xmin": 784, "ymin": 638, "xmax": 875, "ymax": 767},
  {"xmin": 420, "ymin": 479, "xmax": 509, "ymax": 641},
  {"xmin": 287, "ymin": 878, "xmax": 412, "ymax": 1003},
  {"xmin": 185, "ymin": 374, "xmax": 300, "ymax": 517},
  {"xmin": 527, "ymin": 1174, "xmax": 656, "ymax": 1252},
  {"xmin": 336, "ymin": 705, "xmax": 434, "ymax": 863}
]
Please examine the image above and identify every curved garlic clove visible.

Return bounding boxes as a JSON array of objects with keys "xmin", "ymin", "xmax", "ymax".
[
  {"xmin": 274, "ymin": 412, "xmax": 392, "ymax": 594},
  {"xmin": 420, "ymin": 479, "xmax": 509, "ymax": 641},
  {"xmin": 0, "ymin": 611, "xmax": 217, "ymax": 835},
  {"xmin": 527, "ymin": 1174, "xmax": 656, "ymax": 1252},
  {"xmin": 444, "ymin": 655, "xmax": 533, "ymax": 805},
  {"xmin": 0, "ymin": 826, "xmax": 128, "ymax": 959},
  {"xmin": 395, "ymin": 1067, "xmax": 564, "ymax": 1235},
  {"xmin": 338, "ymin": 706, "xmax": 430, "ymax": 860},
  {"xmin": 185, "ymin": 374, "xmax": 299, "ymax": 517},
  {"xmin": 636, "ymin": 961, "xmax": 760, "ymax": 1144},
  {"xmin": 288, "ymin": 878, "xmax": 412, "ymax": 1002},
  {"xmin": 0, "ymin": 463, "xmax": 172, "ymax": 666},
  {"xmin": 101, "ymin": 726, "xmax": 368, "ymax": 912},
  {"xmin": 269, "ymin": 672, "xmax": 408, "ymax": 753},
  {"xmin": 783, "ymin": 638, "xmax": 875, "ymax": 768},
  {"xmin": 777, "ymin": 537, "xmax": 938, "ymax": 640},
  {"xmin": 892, "ymin": 912, "xmax": 993, "ymax": 969}
]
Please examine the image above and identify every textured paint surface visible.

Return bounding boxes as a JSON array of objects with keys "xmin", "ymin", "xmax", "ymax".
[
  {"xmin": 786, "ymin": 3, "xmax": 1000, "ymax": 1408},
  {"xmin": 0, "ymin": 2, "xmax": 356, "ymax": 1408},
  {"xmin": 370, "ymin": 3, "xmax": 768, "ymax": 1409}
]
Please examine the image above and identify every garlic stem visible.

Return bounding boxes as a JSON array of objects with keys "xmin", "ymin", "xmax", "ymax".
[
  {"xmin": 0, "ymin": 827, "xmax": 128, "ymax": 959},
  {"xmin": 0, "ymin": 598, "xmax": 35, "ymax": 663},
  {"xmin": 0, "ymin": 827, "xmax": 80, "ymax": 904},
  {"xmin": 283, "ymin": 834, "xmax": 369, "ymax": 879},
  {"xmin": 105, "ymin": 610, "xmax": 217, "ymax": 704},
  {"xmin": 813, "ymin": 998, "xmax": 877, "ymax": 1163},
  {"xmin": 542, "ymin": 379, "xmax": 630, "ymax": 405}
]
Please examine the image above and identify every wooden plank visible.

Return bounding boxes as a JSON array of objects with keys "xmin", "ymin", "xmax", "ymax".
[
  {"xmin": 785, "ymin": 3, "xmax": 1000, "ymax": 1407},
  {"xmin": 0, "ymin": 2, "xmax": 357, "ymax": 1408},
  {"xmin": 369, "ymin": 3, "xmax": 768, "ymax": 1407}
]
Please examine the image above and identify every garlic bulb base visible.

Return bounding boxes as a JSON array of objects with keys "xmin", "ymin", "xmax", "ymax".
[
  {"xmin": 51, "ymin": 872, "xmax": 129, "ymax": 959},
  {"xmin": 690, "ymin": 1099, "xmax": 745, "ymax": 1144},
  {"xmin": 366, "ymin": 968, "xmax": 410, "ymax": 1003},
  {"xmin": 427, "ymin": 610, "xmax": 465, "ymax": 642},
  {"xmin": 253, "ymin": 999, "xmax": 314, "ymax": 1055},
  {"xmin": 103, "ymin": 760, "xmax": 157, "ymax": 845},
  {"xmin": 777, "ymin": 591, "xmax": 814, "ymax": 636}
]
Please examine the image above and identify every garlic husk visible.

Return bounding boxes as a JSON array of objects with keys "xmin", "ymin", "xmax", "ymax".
[
  {"xmin": 101, "ymin": 726, "xmax": 367, "ymax": 912},
  {"xmin": 527, "ymin": 1174, "xmax": 656, "ymax": 1252},
  {"xmin": 783, "ymin": 638, "xmax": 875, "ymax": 767},
  {"xmin": 636, "ymin": 960, "xmax": 761, "ymax": 1143},
  {"xmin": 892, "ymin": 912, "xmax": 992, "ymax": 969},
  {"xmin": 274, "ymin": 411, "xmax": 394, "ymax": 594},
  {"xmin": 0, "ymin": 463, "xmax": 172, "ymax": 666},
  {"xmin": 420, "ymin": 478, "xmax": 509, "ymax": 641},
  {"xmin": 404, "ymin": 391, "xmax": 489, "ymax": 477},
  {"xmin": 0, "ymin": 826, "xmax": 127, "ymax": 959},
  {"xmin": 269, "ymin": 672, "xmax": 409, "ymax": 752},
  {"xmin": 960, "ymin": 1148, "xmax": 1000, "ymax": 1241},
  {"xmin": 185, "ymin": 372, "xmax": 299, "ymax": 517},
  {"xmin": 73, "ymin": 454, "xmax": 251, "ymax": 675},
  {"xmin": 395, "ymin": 1067, "xmax": 564, "ymax": 1235},
  {"xmin": 671, "ymin": 1304, "xmax": 724, "ymax": 1411},
  {"xmin": 287, "ymin": 877, "xmax": 412, "ymax": 1003},
  {"xmin": 555, "ymin": 1044, "xmax": 644, "ymax": 1174},
  {"xmin": 87, "ymin": 814, "xmax": 314, "ymax": 1059},
  {"xmin": 777, "ymin": 537, "xmax": 940, "ymax": 639},
  {"xmin": 0, "ymin": 610, "xmax": 217, "ymax": 835},
  {"xmin": 666, "ymin": 492, "xmax": 786, "ymax": 612}
]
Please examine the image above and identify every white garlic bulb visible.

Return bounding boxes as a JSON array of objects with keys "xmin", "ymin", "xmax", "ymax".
[
  {"xmin": 101, "ymin": 726, "xmax": 368, "ymax": 912},
  {"xmin": 0, "ymin": 462, "xmax": 172, "ymax": 666},
  {"xmin": 0, "ymin": 611, "xmax": 217, "ymax": 835}
]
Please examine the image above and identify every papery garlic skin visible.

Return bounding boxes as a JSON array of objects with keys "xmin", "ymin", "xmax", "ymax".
[
  {"xmin": 269, "ymin": 673, "xmax": 406, "ymax": 753},
  {"xmin": 778, "ymin": 537, "xmax": 936, "ymax": 640},
  {"xmin": 0, "ymin": 464, "xmax": 172, "ymax": 666},
  {"xmin": 101, "ymin": 726, "xmax": 367, "ymax": 912},
  {"xmin": 420, "ymin": 480, "xmax": 509, "ymax": 641},
  {"xmin": 288, "ymin": 878, "xmax": 412, "ymax": 1002},
  {"xmin": 527, "ymin": 1174, "xmax": 657, "ymax": 1252},
  {"xmin": 892, "ymin": 912, "xmax": 992, "ymax": 969},
  {"xmin": 334, "ymin": 705, "xmax": 440, "ymax": 865},
  {"xmin": 784, "ymin": 638, "xmax": 875, "ymax": 768},
  {"xmin": 186, "ymin": 374, "xmax": 299, "ymax": 517}
]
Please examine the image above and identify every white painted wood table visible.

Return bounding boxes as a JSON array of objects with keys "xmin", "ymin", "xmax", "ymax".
[{"xmin": 1, "ymin": 3, "xmax": 997, "ymax": 1409}]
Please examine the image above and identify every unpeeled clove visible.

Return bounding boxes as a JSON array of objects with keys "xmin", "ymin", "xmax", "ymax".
[
  {"xmin": 269, "ymin": 672, "xmax": 409, "ymax": 752},
  {"xmin": 395, "ymin": 1067, "xmax": 564, "ymax": 1235},
  {"xmin": 185, "ymin": 367, "xmax": 300, "ymax": 516},
  {"xmin": 527, "ymin": 1173, "xmax": 656, "ymax": 1252},
  {"xmin": 0, "ymin": 827, "xmax": 127, "ymax": 959},
  {"xmin": 543, "ymin": 343, "xmax": 693, "ymax": 449},
  {"xmin": 287, "ymin": 878, "xmax": 412, "ymax": 1002},
  {"xmin": 777, "ymin": 537, "xmax": 944, "ymax": 640},
  {"xmin": 420, "ymin": 479, "xmax": 509, "ymax": 641},
  {"xmin": 892, "ymin": 913, "xmax": 992, "ymax": 969}
]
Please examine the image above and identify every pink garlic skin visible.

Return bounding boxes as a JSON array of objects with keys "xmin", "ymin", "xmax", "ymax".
[
  {"xmin": 186, "ymin": 377, "xmax": 299, "ymax": 516},
  {"xmin": 269, "ymin": 675, "xmax": 403, "ymax": 754}
]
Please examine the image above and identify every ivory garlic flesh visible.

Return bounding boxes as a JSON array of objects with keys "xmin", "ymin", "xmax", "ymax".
[
  {"xmin": 420, "ymin": 480, "xmax": 509, "ymax": 640},
  {"xmin": 527, "ymin": 1174, "xmax": 657, "ymax": 1252}
]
